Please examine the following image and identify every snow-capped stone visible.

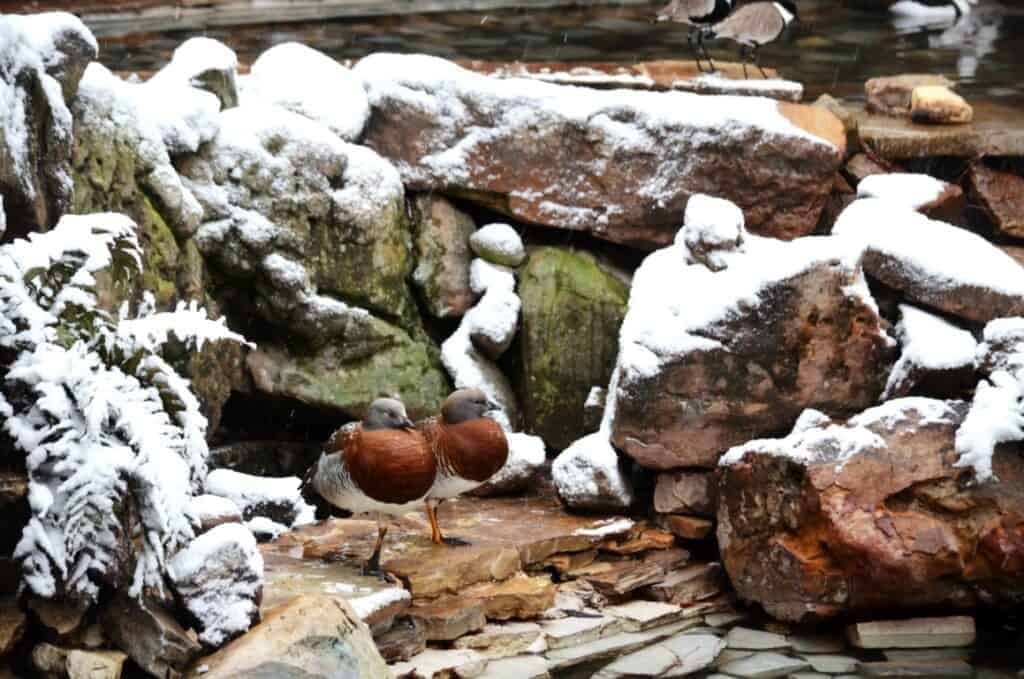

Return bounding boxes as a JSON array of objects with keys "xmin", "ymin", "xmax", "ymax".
[
  {"xmin": 356, "ymin": 52, "xmax": 845, "ymax": 248},
  {"xmin": 552, "ymin": 431, "xmax": 634, "ymax": 512},
  {"xmin": 0, "ymin": 12, "xmax": 97, "ymax": 232},
  {"xmin": 882, "ymin": 304, "xmax": 977, "ymax": 400},
  {"xmin": 834, "ymin": 198, "xmax": 1024, "ymax": 324},
  {"xmin": 857, "ymin": 172, "xmax": 963, "ymax": 215},
  {"xmin": 148, "ymin": 36, "xmax": 239, "ymax": 110},
  {"xmin": 611, "ymin": 232, "xmax": 893, "ymax": 468},
  {"xmin": 677, "ymin": 194, "xmax": 746, "ymax": 271},
  {"xmin": 168, "ymin": 523, "xmax": 263, "ymax": 647},
  {"xmin": 189, "ymin": 493, "xmax": 243, "ymax": 533},
  {"xmin": 205, "ymin": 468, "xmax": 313, "ymax": 527},
  {"xmin": 718, "ymin": 397, "xmax": 1024, "ymax": 622},
  {"xmin": 470, "ymin": 223, "xmax": 526, "ymax": 267},
  {"xmin": 244, "ymin": 42, "xmax": 369, "ymax": 142}
]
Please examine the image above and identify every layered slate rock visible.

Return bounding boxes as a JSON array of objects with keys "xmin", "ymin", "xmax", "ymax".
[
  {"xmin": 718, "ymin": 398, "xmax": 1024, "ymax": 622},
  {"xmin": 834, "ymin": 198, "xmax": 1024, "ymax": 324},
  {"xmin": 0, "ymin": 13, "xmax": 97, "ymax": 236},
  {"xmin": 610, "ymin": 234, "xmax": 893, "ymax": 469},
  {"xmin": 519, "ymin": 247, "xmax": 629, "ymax": 449},
  {"xmin": 187, "ymin": 595, "xmax": 388, "ymax": 678},
  {"xmin": 355, "ymin": 53, "xmax": 845, "ymax": 248}
]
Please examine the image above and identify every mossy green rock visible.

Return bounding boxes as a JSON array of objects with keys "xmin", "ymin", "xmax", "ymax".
[
  {"xmin": 519, "ymin": 247, "xmax": 629, "ymax": 450},
  {"xmin": 249, "ymin": 316, "xmax": 449, "ymax": 421}
]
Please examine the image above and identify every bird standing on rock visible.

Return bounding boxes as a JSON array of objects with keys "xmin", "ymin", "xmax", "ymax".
[
  {"xmin": 705, "ymin": 0, "xmax": 799, "ymax": 79},
  {"xmin": 657, "ymin": 0, "xmax": 735, "ymax": 73},
  {"xmin": 418, "ymin": 388, "xmax": 509, "ymax": 546},
  {"xmin": 309, "ymin": 397, "xmax": 435, "ymax": 577}
]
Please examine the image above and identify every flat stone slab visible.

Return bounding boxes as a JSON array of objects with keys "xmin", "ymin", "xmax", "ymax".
[
  {"xmin": 477, "ymin": 654, "xmax": 550, "ymax": 679},
  {"xmin": 593, "ymin": 632, "xmax": 726, "ymax": 678},
  {"xmin": 859, "ymin": 659, "xmax": 974, "ymax": 677},
  {"xmin": 803, "ymin": 654, "xmax": 859, "ymax": 673},
  {"xmin": 544, "ymin": 619, "xmax": 701, "ymax": 670},
  {"xmin": 390, "ymin": 648, "xmax": 487, "ymax": 679},
  {"xmin": 718, "ymin": 651, "xmax": 811, "ymax": 679},
  {"xmin": 847, "ymin": 617, "xmax": 976, "ymax": 649},
  {"xmin": 604, "ymin": 601, "xmax": 687, "ymax": 631},
  {"xmin": 883, "ymin": 648, "xmax": 971, "ymax": 662},
  {"xmin": 726, "ymin": 627, "xmax": 791, "ymax": 651},
  {"xmin": 454, "ymin": 622, "xmax": 545, "ymax": 660},
  {"xmin": 853, "ymin": 99, "xmax": 1024, "ymax": 159},
  {"xmin": 541, "ymin": 614, "xmax": 622, "ymax": 650}
]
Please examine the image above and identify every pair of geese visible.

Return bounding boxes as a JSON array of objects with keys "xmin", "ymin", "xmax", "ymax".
[
  {"xmin": 308, "ymin": 389, "xmax": 508, "ymax": 575},
  {"xmin": 660, "ymin": 0, "xmax": 978, "ymax": 77}
]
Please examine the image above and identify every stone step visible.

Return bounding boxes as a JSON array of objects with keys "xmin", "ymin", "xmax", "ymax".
[
  {"xmin": 847, "ymin": 617, "xmax": 976, "ymax": 650},
  {"xmin": 544, "ymin": 619, "xmax": 702, "ymax": 671}
]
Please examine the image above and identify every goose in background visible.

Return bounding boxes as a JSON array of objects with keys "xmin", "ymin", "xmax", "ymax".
[
  {"xmin": 705, "ymin": 0, "xmax": 799, "ymax": 78},
  {"xmin": 657, "ymin": 0, "xmax": 735, "ymax": 72},
  {"xmin": 418, "ymin": 388, "xmax": 509, "ymax": 546},
  {"xmin": 309, "ymin": 397, "xmax": 435, "ymax": 577}
]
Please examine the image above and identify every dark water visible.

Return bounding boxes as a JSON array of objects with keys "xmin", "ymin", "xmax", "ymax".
[{"xmin": 91, "ymin": 0, "xmax": 1024, "ymax": 103}]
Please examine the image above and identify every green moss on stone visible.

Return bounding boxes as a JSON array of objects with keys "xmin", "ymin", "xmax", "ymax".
[{"xmin": 518, "ymin": 246, "xmax": 629, "ymax": 450}]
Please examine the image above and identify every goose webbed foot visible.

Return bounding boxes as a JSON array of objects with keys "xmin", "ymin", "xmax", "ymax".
[
  {"xmin": 441, "ymin": 535, "xmax": 472, "ymax": 547},
  {"xmin": 361, "ymin": 564, "xmax": 397, "ymax": 583}
]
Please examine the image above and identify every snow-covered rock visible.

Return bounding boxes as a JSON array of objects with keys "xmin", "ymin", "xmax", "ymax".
[
  {"xmin": 355, "ymin": 52, "xmax": 845, "ymax": 248},
  {"xmin": 718, "ymin": 397, "xmax": 1024, "ymax": 622},
  {"xmin": 856, "ymin": 172, "xmax": 964, "ymax": 219},
  {"xmin": 205, "ymin": 468, "xmax": 313, "ymax": 527},
  {"xmin": 148, "ymin": 36, "xmax": 239, "ymax": 110},
  {"xmin": 834, "ymin": 198, "xmax": 1024, "ymax": 323},
  {"xmin": 189, "ymin": 493, "xmax": 243, "ymax": 534},
  {"xmin": 244, "ymin": 42, "xmax": 369, "ymax": 142},
  {"xmin": 469, "ymin": 223, "xmax": 525, "ymax": 267},
  {"xmin": 677, "ymin": 193, "xmax": 747, "ymax": 271},
  {"xmin": 0, "ymin": 12, "xmax": 97, "ymax": 232},
  {"xmin": 610, "ymin": 226, "xmax": 893, "ymax": 469},
  {"xmin": 168, "ymin": 523, "xmax": 263, "ymax": 648},
  {"xmin": 552, "ymin": 432, "xmax": 634, "ymax": 512},
  {"xmin": 883, "ymin": 304, "xmax": 977, "ymax": 400}
]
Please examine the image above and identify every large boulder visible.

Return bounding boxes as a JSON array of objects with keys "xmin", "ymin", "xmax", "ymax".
[
  {"xmin": 0, "ymin": 12, "xmax": 97, "ymax": 236},
  {"xmin": 834, "ymin": 198, "xmax": 1024, "ymax": 324},
  {"xmin": 355, "ymin": 53, "xmax": 845, "ymax": 248},
  {"xmin": 519, "ymin": 247, "xmax": 629, "ymax": 450},
  {"xmin": 610, "ymin": 233, "xmax": 894, "ymax": 469},
  {"xmin": 186, "ymin": 594, "xmax": 388, "ymax": 679},
  {"xmin": 717, "ymin": 398, "xmax": 1024, "ymax": 622}
]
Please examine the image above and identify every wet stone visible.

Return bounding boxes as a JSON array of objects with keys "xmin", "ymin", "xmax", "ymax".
[
  {"xmin": 409, "ymin": 600, "xmax": 486, "ymax": 642},
  {"xmin": 388, "ymin": 545, "xmax": 521, "ymax": 599},
  {"xmin": 847, "ymin": 617, "xmax": 976, "ymax": 649},
  {"xmin": 375, "ymin": 617, "xmax": 426, "ymax": 663}
]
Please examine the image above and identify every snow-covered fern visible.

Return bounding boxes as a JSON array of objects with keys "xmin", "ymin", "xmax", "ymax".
[{"xmin": 0, "ymin": 213, "xmax": 249, "ymax": 603}]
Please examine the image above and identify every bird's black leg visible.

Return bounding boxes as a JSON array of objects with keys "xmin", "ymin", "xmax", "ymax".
[
  {"xmin": 689, "ymin": 28, "xmax": 705, "ymax": 73},
  {"xmin": 699, "ymin": 31, "xmax": 716, "ymax": 73},
  {"xmin": 754, "ymin": 45, "xmax": 769, "ymax": 79},
  {"xmin": 426, "ymin": 499, "xmax": 471, "ymax": 547},
  {"xmin": 362, "ymin": 521, "xmax": 393, "ymax": 582},
  {"xmin": 739, "ymin": 45, "xmax": 749, "ymax": 79}
]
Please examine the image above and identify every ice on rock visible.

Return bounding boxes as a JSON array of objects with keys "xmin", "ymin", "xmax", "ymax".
[
  {"xmin": 168, "ymin": 523, "xmax": 263, "ymax": 647},
  {"xmin": 857, "ymin": 173, "xmax": 949, "ymax": 211},
  {"xmin": 244, "ymin": 42, "xmax": 369, "ymax": 142},
  {"xmin": 470, "ymin": 223, "xmax": 526, "ymax": 267}
]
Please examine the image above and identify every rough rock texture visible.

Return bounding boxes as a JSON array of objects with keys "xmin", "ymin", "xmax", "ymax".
[
  {"xmin": 356, "ymin": 53, "xmax": 845, "ymax": 248},
  {"xmin": 0, "ymin": 598, "xmax": 25, "ymax": 657},
  {"xmin": 411, "ymin": 193, "xmax": 476, "ymax": 319},
  {"xmin": 718, "ymin": 398, "xmax": 1024, "ymax": 622},
  {"xmin": 519, "ymin": 247, "xmax": 629, "ymax": 450},
  {"xmin": 180, "ymin": 104, "xmax": 449, "ymax": 419},
  {"xmin": 168, "ymin": 523, "xmax": 264, "ymax": 647},
  {"xmin": 0, "ymin": 13, "xmax": 97, "ymax": 236},
  {"xmin": 186, "ymin": 595, "xmax": 388, "ymax": 678},
  {"xmin": 33, "ymin": 643, "xmax": 126, "ymax": 679},
  {"xmin": 101, "ymin": 594, "xmax": 201, "ymax": 679},
  {"xmin": 911, "ymin": 86, "xmax": 973, "ymax": 125},
  {"xmin": 653, "ymin": 470, "xmax": 719, "ymax": 517},
  {"xmin": 612, "ymin": 236, "xmax": 893, "ymax": 469},
  {"xmin": 866, "ymin": 74, "xmax": 955, "ymax": 117},
  {"xmin": 834, "ymin": 198, "xmax": 1024, "ymax": 324},
  {"xmin": 967, "ymin": 164, "xmax": 1024, "ymax": 240}
]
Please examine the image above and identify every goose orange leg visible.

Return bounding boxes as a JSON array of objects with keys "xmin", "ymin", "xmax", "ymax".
[{"xmin": 425, "ymin": 499, "xmax": 471, "ymax": 547}]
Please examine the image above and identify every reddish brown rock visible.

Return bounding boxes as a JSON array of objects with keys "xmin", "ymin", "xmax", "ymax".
[
  {"xmin": 411, "ymin": 194, "xmax": 477, "ymax": 318},
  {"xmin": 611, "ymin": 238, "xmax": 893, "ymax": 469},
  {"xmin": 717, "ymin": 398, "xmax": 1024, "ymax": 622},
  {"xmin": 356, "ymin": 53, "xmax": 845, "ymax": 249},
  {"xmin": 643, "ymin": 562, "xmax": 724, "ymax": 605},
  {"xmin": 968, "ymin": 164, "xmax": 1024, "ymax": 240},
  {"xmin": 653, "ymin": 471, "xmax": 719, "ymax": 517},
  {"xmin": 409, "ymin": 600, "xmax": 486, "ymax": 641},
  {"xmin": 843, "ymin": 153, "xmax": 899, "ymax": 186},
  {"xmin": 866, "ymin": 74, "xmax": 955, "ymax": 117},
  {"xmin": 457, "ymin": 574, "xmax": 556, "ymax": 621},
  {"xmin": 662, "ymin": 515, "xmax": 715, "ymax": 540}
]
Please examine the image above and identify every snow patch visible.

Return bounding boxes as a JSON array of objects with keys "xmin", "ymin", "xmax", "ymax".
[
  {"xmin": 883, "ymin": 304, "xmax": 977, "ymax": 399},
  {"xmin": 205, "ymin": 468, "xmax": 313, "ymax": 527},
  {"xmin": 857, "ymin": 173, "xmax": 949, "ymax": 211},
  {"xmin": 469, "ymin": 223, "xmax": 525, "ymax": 267},
  {"xmin": 573, "ymin": 518, "xmax": 635, "ymax": 537},
  {"xmin": 348, "ymin": 587, "xmax": 411, "ymax": 620}
]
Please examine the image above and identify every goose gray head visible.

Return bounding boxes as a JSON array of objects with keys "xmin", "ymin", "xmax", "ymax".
[
  {"xmin": 441, "ymin": 388, "xmax": 499, "ymax": 424},
  {"xmin": 364, "ymin": 397, "xmax": 415, "ymax": 431}
]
